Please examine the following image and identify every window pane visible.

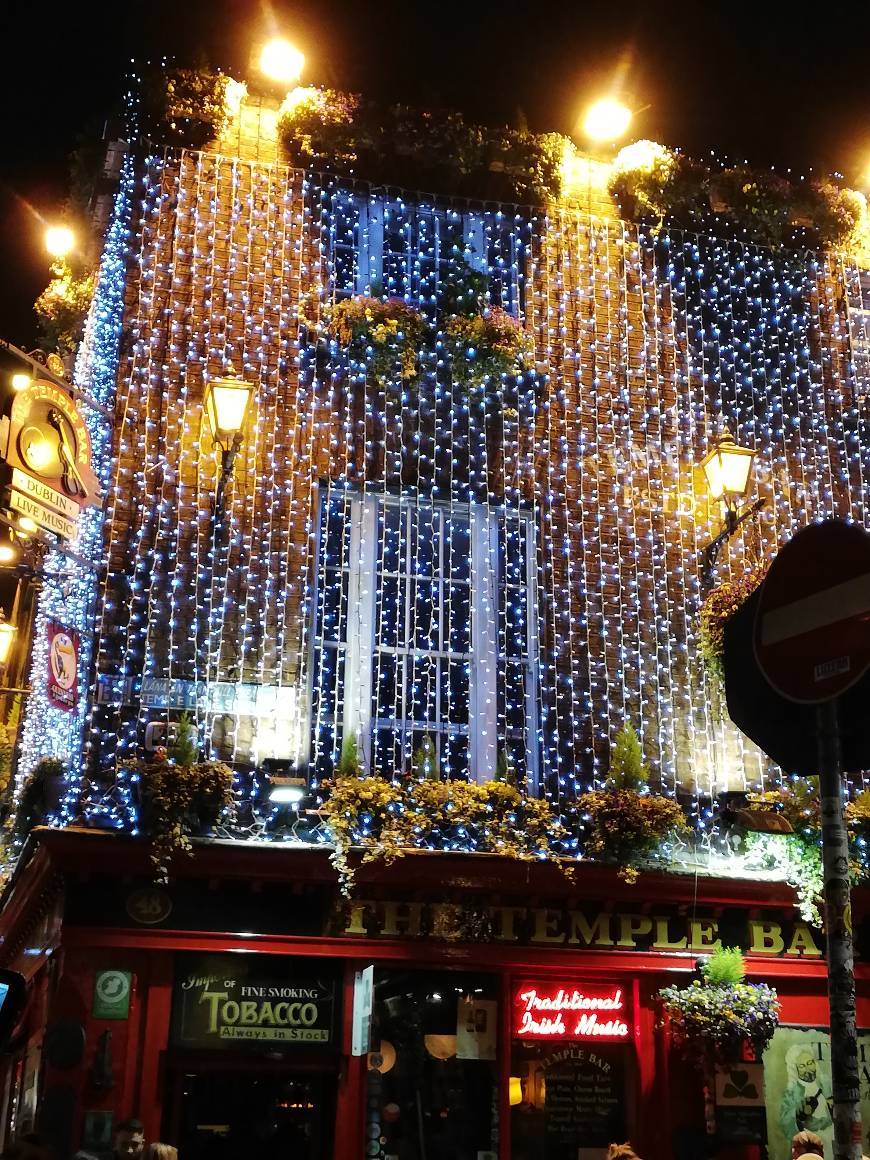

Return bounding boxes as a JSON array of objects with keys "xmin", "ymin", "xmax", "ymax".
[
  {"xmin": 374, "ymin": 653, "xmax": 402, "ymax": 718},
  {"xmin": 445, "ymin": 583, "xmax": 471, "ymax": 653},
  {"xmin": 319, "ymin": 569, "xmax": 347, "ymax": 644},
  {"xmin": 442, "ymin": 733, "xmax": 470, "ymax": 780},
  {"xmin": 374, "ymin": 727, "xmax": 403, "ymax": 779},
  {"xmin": 407, "ymin": 657, "xmax": 437, "ymax": 723},
  {"xmin": 378, "ymin": 577, "xmax": 403, "ymax": 648},
  {"xmin": 442, "ymin": 659, "xmax": 470, "ymax": 725},
  {"xmin": 412, "ymin": 578, "xmax": 438, "ymax": 649},
  {"xmin": 504, "ymin": 661, "xmax": 528, "ymax": 729}
]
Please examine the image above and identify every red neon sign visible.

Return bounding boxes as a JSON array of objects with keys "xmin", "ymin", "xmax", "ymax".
[{"xmin": 512, "ymin": 982, "xmax": 631, "ymax": 1041}]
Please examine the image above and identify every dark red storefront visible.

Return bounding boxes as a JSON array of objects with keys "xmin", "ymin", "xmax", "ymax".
[{"xmin": 0, "ymin": 828, "xmax": 868, "ymax": 1160}]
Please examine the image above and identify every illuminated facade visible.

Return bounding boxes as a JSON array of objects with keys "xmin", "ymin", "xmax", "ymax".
[{"xmin": 3, "ymin": 86, "xmax": 870, "ymax": 1160}]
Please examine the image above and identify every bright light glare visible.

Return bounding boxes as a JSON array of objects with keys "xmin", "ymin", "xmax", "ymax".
[
  {"xmin": 17, "ymin": 516, "xmax": 38, "ymax": 534},
  {"xmin": 582, "ymin": 98, "xmax": 632, "ymax": 143},
  {"xmin": 45, "ymin": 225, "xmax": 75, "ymax": 259},
  {"xmin": 0, "ymin": 545, "xmax": 16, "ymax": 564},
  {"xmin": 259, "ymin": 39, "xmax": 304, "ymax": 85},
  {"xmin": 11, "ymin": 374, "xmax": 31, "ymax": 393}
]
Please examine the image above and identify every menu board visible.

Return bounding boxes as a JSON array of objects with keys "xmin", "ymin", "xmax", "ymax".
[{"xmin": 512, "ymin": 1043, "xmax": 626, "ymax": 1160}]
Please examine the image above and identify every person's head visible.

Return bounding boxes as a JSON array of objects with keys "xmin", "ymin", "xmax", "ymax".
[
  {"xmin": 146, "ymin": 1147, "xmax": 176, "ymax": 1160},
  {"xmin": 114, "ymin": 1121, "xmax": 145, "ymax": 1159},
  {"xmin": 607, "ymin": 1146, "xmax": 642, "ymax": 1160},
  {"xmin": 796, "ymin": 1053, "xmax": 818, "ymax": 1083},
  {"xmin": 792, "ymin": 1130, "xmax": 825, "ymax": 1158}
]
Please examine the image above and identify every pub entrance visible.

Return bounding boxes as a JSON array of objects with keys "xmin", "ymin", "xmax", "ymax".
[{"xmin": 171, "ymin": 1063, "xmax": 336, "ymax": 1160}]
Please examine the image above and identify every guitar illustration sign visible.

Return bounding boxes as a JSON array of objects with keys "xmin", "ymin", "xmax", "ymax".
[{"xmin": 0, "ymin": 379, "xmax": 101, "ymax": 540}]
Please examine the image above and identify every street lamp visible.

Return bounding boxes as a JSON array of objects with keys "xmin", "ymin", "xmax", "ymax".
[
  {"xmin": 205, "ymin": 372, "xmax": 253, "ymax": 464},
  {"xmin": 0, "ymin": 613, "xmax": 18, "ymax": 668},
  {"xmin": 259, "ymin": 38, "xmax": 305, "ymax": 86},
  {"xmin": 44, "ymin": 226, "xmax": 75, "ymax": 261},
  {"xmin": 582, "ymin": 98, "xmax": 632, "ymax": 144},
  {"xmin": 699, "ymin": 430, "xmax": 764, "ymax": 592}
]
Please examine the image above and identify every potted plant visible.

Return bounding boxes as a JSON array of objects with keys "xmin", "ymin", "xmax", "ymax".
[
  {"xmin": 698, "ymin": 563, "xmax": 768, "ymax": 693},
  {"xmin": 13, "ymin": 757, "xmax": 68, "ymax": 839},
  {"xmin": 577, "ymin": 724, "xmax": 689, "ymax": 882},
  {"xmin": 321, "ymin": 295, "xmax": 426, "ymax": 389},
  {"xmin": 659, "ymin": 947, "xmax": 780, "ymax": 1133},
  {"xmin": 138, "ymin": 714, "xmax": 235, "ymax": 883}
]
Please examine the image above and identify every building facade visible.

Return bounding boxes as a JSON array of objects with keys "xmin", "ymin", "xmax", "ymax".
[{"xmin": 2, "ymin": 82, "xmax": 870, "ymax": 1160}]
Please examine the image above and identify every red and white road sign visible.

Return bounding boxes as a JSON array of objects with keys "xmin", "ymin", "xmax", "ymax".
[{"xmin": 754, "ymin": 520, "xmax": 870, "ymax": 703}]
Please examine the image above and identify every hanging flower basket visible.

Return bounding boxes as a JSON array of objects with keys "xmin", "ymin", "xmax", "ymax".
[
  {"xmin": 659, "ymin": 948, "xmax": 780, "ymax": 1067},
  {"xmin": 577, "ymin": 788, "xmax": 689, "ymax": 882},
  {"xmin": 443, "ymin": 307, "xmax": 534, "ymax": 386},
  {"xmin": 322, "ymin": 296, "xmax": 427, "ymax": 385}
]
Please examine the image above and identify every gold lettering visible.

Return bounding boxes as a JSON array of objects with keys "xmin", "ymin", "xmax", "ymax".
[
  {"xmin": 381, "ymin": 902, "xmax": 423, "ymax": 937},
  {"xmin": 567, "ymin": 910, "xmax": 614, "ymax": 947},
  {"xmin": 787, "ymin": 922, "xmax": 822, "ymax": 958},
  {"xmin": 531, "ymin": 908, "xmax": 566, "ymax": 944},
  {"xmin": 200, "ymin": 990, "xmax": 229, "ymax": 1034},
  {"xmin": 344, "ymin": 902, "xmax": 370, "ymax": 936},
  {"xmin": 494, "ymin": 906, "xmax": 526, "ymax": 943},
  {"xmin": 616, "ymin": 914, "xmax": 653, "ymax": 948},
  {"xmin": 652, "ymin": 916, "xmax": 688, "ymax": 951},
  {"xmin": 689, "ymin": 919, "xmax": 721, "ymax": 951},
  {"xmin": 749, "ymin": 920, "xmax": 784, "ymax": 955}
]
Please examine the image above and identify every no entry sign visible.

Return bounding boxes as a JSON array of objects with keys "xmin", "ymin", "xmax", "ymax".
[{"xmin": 754, "ymin": 520, "xmax": 870, "ymax": 704}]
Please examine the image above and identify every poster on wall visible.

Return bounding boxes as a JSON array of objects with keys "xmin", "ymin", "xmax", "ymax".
[
  {"xmin": 763, "ymin": 1027, "xmax": 870, "ymax": 1160},
  {"xmin": 46, "ymin": 620, "xmax": 79, "ymax": 711},
  {"xmin": 171, "ymin": 954, "xmax": 337, "ymax": 1051}
]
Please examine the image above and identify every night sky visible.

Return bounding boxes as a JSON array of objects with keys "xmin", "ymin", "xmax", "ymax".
[{"xmin": 1, "ymin": 0, "xmax": 869, "ymax": 348}]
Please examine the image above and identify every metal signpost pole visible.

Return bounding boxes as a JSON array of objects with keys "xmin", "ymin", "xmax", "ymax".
[{"xmin": 817, "ymin": 697, "xmax": 862, "ymax": 1160}]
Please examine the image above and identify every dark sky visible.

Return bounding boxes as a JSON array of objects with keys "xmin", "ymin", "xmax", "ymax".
[{"xmin": 1, "ymin": 0, "xmax": 868, "ymax": 348}]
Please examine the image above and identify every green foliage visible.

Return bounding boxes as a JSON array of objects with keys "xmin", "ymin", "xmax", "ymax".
[
  {"xmin": 411, "ymin": 734, "xmax": 437, "ymax": 781},
  {"xmin": 607, "ymin": 724, "xmax": 647, "ymax": 791},
  {"xmin": 338, "ymin": 733, "xmax": 361, "ymax": 779},
  {"xmin": 437, "ymin": 258, "xmax": 489, "ymax": 319},
  {"xmin": 659, "ymin": 959, "xmax": 780, "ymax": 1066},
  {"xmin": 496, "ymin": 745, "xmax": 520, "ymax": 788},
  {"xmin": 14, "ymin": 758, "xmax": 66, "ymax": 838},
  {"xmin": 702, "ymin": 946, "xmax": 746, "ymax": 986},
  {"xmin": 141, "ymin": 68, "xmax": 236, "ymax": 150},
  {"xmin": 744, "ymin": 832, "xmax": 824, "ymax": 927},
  {"xmin": 34, "ymin": 261, "xmax": 95, "ymax": 356},
  {"xmin": 170, "ymin": 711, "xmax": 198, "ymax": 766},
  {"xmin": 611, "ymin": 139, "xmax": 868, "ymax": 251},
  {"xmin": 276, "ymin": 87, "xmax": 567, "ymax": 203},
  {"xmin": 578, "ymin": 788, "xmax": 689, "ymax": 882}
]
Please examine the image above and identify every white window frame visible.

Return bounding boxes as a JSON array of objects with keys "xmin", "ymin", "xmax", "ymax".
[{"xmin": 306, "ymin": 489, "xmax": 539, "ymax": 787}]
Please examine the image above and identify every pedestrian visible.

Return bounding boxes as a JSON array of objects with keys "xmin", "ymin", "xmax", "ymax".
[
  {"xmin": 113, "ymin": 1121, "xmax": 145, "ymax": 1160},
  {"xmin": 146, "ymin": 1146, "xmax": 177, "ymax": 1160},
  {"xmin": 607, "ymin": 1145, "xmax": 642, "ymax": 1160},
  {"xmin": 792, "ymin": 1130, "xmax": 825, "ymax": 1158}
]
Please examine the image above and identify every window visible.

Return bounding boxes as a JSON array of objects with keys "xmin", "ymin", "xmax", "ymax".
[
  {"xmin": 307, "ymin": 489, "xmax": 539, "ymax": 785},
  {"xmin": 367, "ymin": 969, "xmax": 500, "ymax": 1160},
  {"xmin": 324, "ymin": 192, "xmax": 526, "ymax": 316}
]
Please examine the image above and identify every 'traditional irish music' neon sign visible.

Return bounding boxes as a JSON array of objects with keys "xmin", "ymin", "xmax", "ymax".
[{"xmin": 512, "ymin": 982, "xmax": 631, "ymax": 1041}]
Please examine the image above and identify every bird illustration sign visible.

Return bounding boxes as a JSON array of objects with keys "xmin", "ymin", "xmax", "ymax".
[{"xmin": 0, "ymin": 378, "xmax": 101, "ymax": 540}]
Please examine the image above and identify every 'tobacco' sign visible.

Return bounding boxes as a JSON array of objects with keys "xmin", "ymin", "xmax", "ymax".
[{"xmin": 512, "ymin": 982, "xmax": 631, "ymax": 1041}]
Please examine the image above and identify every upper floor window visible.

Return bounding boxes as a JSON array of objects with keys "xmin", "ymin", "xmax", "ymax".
[
  {"xmin": 324, "ymin": 193, "xmax": 526, "ymax": 317},
  {"xmin": 306, "ymin": 488, "xmax": 539, "ymax": 787}
]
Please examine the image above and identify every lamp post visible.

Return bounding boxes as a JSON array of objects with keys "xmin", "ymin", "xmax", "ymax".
[
  {"xmin": 0, "ymin": 613, "xmax": 18, "ymax": 671},
  {"xmin": 203, "ymin": 375, "xmax": 254, "ymax": 513},
  {"xmin": 699, "ymin": 430, "xmax": 764, "ymax": 592}
]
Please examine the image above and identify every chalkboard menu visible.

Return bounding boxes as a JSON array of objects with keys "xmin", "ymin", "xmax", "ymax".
[{"xmin": 511, "ymin": 1043, "xmax": 627, "ymax": 1160}]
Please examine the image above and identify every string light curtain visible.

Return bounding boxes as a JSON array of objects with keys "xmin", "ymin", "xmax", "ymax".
[
  {"xmin": 83, "ymin": 148, "xmax": 870, "ymax": 821},
  {"xmin": 15, "ymin": 154, "xmax": 135, "ymax": 824}
]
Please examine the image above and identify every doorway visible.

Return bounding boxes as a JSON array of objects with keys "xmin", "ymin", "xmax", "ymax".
[{"xmin": 174, "ymin": 1068, "xmax": 335, "ymax": 1160}]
